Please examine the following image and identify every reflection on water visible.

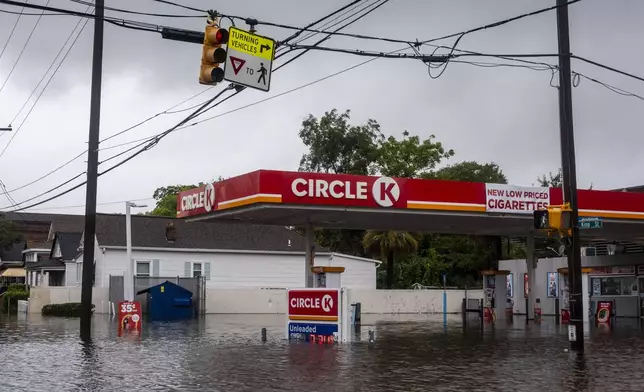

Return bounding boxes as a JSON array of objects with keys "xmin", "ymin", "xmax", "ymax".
[{"xmin": 2, "ymin": 314, "xmax": 644, "ymax": 391}]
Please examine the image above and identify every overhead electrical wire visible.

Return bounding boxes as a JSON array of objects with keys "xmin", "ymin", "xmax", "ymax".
[
  {"xmin": 0, "ymin": 4, "xmax": 90, "ymax": 160},
  {"xmin": 24, "ymin": 197, "xmax": 154, "ymax": 211},
  {"xmin": 67, "ymin": 0, "xmax": 206, "ymax": 18},
  {"xmin": 8, "ymin": 4, "xmax": 93, "ymax": 128},
  {"xmin": 0, "ymin": 0, "xmax": 25, "ymax": 61},
  {"xmin": 5, "ymin": 86, "xmax": 215, "ymax": 192},
  {"xmin": 150, "ymin": 0, "xmax": 204, "ymax": 13},
  {"xmin": 0, "ymin": 0, "xmax": 51, "ymax": 96},
  {"xmin": 2, "ymin": 0, "xmax": 386, "ymax": 211}
]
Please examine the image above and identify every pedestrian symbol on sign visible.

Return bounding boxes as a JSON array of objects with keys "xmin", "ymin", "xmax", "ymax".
[{"xmin": 257, "ymin": 63, "xmax": 267, "ymax": 85}]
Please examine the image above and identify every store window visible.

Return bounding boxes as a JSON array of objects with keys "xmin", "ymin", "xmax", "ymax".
[{"xmin": 591, "ymin": 276, "xmax": 637, "ymax": 296}]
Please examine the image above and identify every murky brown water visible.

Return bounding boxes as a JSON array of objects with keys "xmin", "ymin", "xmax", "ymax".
[{"xmin": 2, "ymin": 314, "xmax": 644, "ymax": 391}]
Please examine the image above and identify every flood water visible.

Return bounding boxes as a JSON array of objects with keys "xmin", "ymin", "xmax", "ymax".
[{"xmin": 2, "ymin": 314, "xmax": 644, "ymax": 391}]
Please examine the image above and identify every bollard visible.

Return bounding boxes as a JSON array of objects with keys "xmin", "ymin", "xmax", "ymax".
[
  {"xmin": 555, "ymin": 298, "xmax": 560, "ymax": 325},
  {"xmin": 261, "ymin": 327, "xmax": 267, "ymax": 342}
]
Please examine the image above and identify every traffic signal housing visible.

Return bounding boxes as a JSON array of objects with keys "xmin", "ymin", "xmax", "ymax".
[
  {"xmin": 534, "ymin": 204, "xmax": 572, "ymax": 233},
  {"xmin": 199, "ymin": 23, "xmax": 228, "ymax": 85}
]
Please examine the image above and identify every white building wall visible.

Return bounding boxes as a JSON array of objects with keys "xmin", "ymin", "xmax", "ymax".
[
  {"xmin": 65, "ymin": 262, "xmax": 78, "ymax": 286},
  {"xmin": 500, "ymin": 257, "xmax": 567, "ymax": 315},
  {"xmin": 90, "ymin": 248, "xmax": 378, "ymax": 290}
]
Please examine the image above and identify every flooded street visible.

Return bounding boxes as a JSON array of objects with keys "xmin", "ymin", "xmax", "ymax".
[{"xmin": 2, "ymin": 314, "xmax": 644, "ymax": 391}]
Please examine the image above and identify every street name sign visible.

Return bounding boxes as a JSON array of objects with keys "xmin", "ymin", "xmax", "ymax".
[
  {"xmin": 579, "ymin": 216, "xmax": 603, "ymax": 229},
  {"xmin": 224, "ymin": 27, "xmax": 275, "ymax": 92}
]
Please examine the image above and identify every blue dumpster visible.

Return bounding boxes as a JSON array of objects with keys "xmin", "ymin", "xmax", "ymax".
[{"xmin": 136, "ymin": 281, "xmax": 193, "ymax": 321}]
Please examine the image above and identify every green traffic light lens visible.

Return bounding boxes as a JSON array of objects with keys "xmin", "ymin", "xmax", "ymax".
[{"xmin": 211, "ymin": 67, "xmax": 225, "ymax": 83}]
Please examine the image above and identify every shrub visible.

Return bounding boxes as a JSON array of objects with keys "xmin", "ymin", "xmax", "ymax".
[
  {"xmin": 41, "ymin": 303, "xmax": 94, "ymax": 317},
  {"xmin": 1, "ymin": 290, "xmax": 29, "ymax": 313},
  {"xmin": 7, "ymin": 283, "xmax": 27, "ymax": 293}
]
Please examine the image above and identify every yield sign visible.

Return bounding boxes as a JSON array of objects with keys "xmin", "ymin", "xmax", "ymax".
[{"xmin": 229, "ymin": 56, "xmax": 246, "ymax": 75}]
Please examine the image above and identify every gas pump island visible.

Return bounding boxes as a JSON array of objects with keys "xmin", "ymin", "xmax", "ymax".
[{"xmin": 176, "ymin": 170, "xmax": 644, "ymax": 342}]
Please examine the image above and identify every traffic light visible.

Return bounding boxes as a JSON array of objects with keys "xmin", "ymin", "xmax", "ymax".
[
  {"xmin": 533, "ymin": 204, "xmax": 572, "ymax": 232},
  {"xmin": 199, "ymin": 22, "xmax": 228, "ymax": 85}
]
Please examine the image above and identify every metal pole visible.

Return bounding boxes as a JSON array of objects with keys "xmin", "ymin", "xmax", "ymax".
[
  {"xmin": 556, "ymin": 0, "xmax": 584, "ymax": 353},
  {"xmin": 125, "ymin": 202, "xmax": 133, "ymax": 301},
  {"xmin": 305, "ymin": 223, "xmax": 314, "ymax": 288},
  {"xmin": 80, "ymin": 0, "xmax": 104, "ymax": 342}
]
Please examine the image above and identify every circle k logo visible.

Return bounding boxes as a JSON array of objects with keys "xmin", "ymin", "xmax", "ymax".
[
  {"xmin": 321, "ymin": 294, "xmax": 333, "ymax": 312},
  {"xmin": 372, "ymin": 176, "xmax": 400, "ymax": 207},
  {"xmin": 204, "ymin": 182, "xmax": 215, "ymax": 212}
]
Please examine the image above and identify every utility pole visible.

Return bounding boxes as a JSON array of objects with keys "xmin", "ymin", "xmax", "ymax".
[
  {"xmin": 80, "ymin": 0, "xmax": 104, "ymax": 342},
  {"xmin": 556, "ymin": 0, "xmax": 584, "ymax": 353}
]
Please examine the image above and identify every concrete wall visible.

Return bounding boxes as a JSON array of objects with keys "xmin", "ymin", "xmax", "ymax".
[
  {"xmin": 93, "ymin": 249, "xmax": 377, "ymax": 290},
  {"xmin": 28, "ymin": 287, "xmax": 109, "ymax": 315},
  {"xmin": 204, "ymin": 288, "xmax": 483, "ymax": 314}
]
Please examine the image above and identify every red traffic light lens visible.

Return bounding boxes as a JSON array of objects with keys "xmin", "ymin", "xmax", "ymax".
[{"xmin": 215, "ymin": 28, "xmax": 229, "ymax": 44}]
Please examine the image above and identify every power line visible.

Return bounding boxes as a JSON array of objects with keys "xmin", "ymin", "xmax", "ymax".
[
  {"xmin": 3, "ymin": 86, "xmax": 215, "ymax": 193},
  {"xmin": 275, "ymin": 0, "xmax": 391, "ymax": 71},
  {"xmin": 0, "ymin": 0, "xmax": 51, "ymax": 96},
  {"xmin": 0, "ymin": 5, "xmax": 89, "ymax": 160},
  {"xmin": 150, "ymin": 0, "xmax": 204, "ymax": 13},
  {"xmin": 23, "ymin": 197, "xmax": 154, "ymax": 211},
  {"xmin": 68, "ymin": 0, "xmax": 205, "ymax": 18},
  {"xmin": 572, "ymin": 55, "xmax": 644, "ymax": 84},
  {"xmin": 8, "ymin": 4, "xmax": 93, "ymax": 127},
  {"xmin": 2, "ymin": 0, "xmax": 389, "ymax": 211},
  {"xmin": 0, "ymin": 0, "xmax": 25, "ymax": 61},
  {"xmin": 420, "ymin": 0, "xmax": 582, "ymax": 46}
]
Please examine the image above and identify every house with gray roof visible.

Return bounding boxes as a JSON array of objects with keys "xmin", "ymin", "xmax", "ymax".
[{"xmin": 65, "ymin": 213, "xmax": 380, "ymax": 292}]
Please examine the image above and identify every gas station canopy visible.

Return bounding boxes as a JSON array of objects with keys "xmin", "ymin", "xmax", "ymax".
[{"xmin": 177, "ymin": 170, "xmax": 644, "ymax": 242}]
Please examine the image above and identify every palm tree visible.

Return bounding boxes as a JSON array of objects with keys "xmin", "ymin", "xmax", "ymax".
[{"xmin": 362, "ymin": 231, "xmax": 419, "ymax": 289}]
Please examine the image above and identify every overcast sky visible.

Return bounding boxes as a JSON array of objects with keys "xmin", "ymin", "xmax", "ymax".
[{"xmin": 0, "ymin": 0, "xmax": 642, "ymax": 215}]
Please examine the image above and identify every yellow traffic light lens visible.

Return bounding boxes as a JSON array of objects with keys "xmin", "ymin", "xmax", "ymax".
[{"xmin": 213, "ymin": 48, "xmax": 226, "ymax": 63}]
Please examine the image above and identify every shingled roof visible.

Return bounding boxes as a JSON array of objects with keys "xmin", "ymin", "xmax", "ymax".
[
  {"xmin": 94, "ymin": 214, "xmax": 320, "ymax": 252},
  {"xmin": 51, "ymin": 232, "xmax": 82, "ymax": 260}
]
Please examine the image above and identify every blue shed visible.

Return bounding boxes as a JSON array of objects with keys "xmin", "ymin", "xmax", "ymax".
[{"xmin": 136, "ymin": 281, "xmax": 193, "ymax": 321}]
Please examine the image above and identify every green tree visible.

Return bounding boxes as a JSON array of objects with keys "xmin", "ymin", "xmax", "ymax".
[
  {"xmin": 377, "ymin": 131, "xmax": 454, "ymax": 178},
  {"xmin": 298, "ymin": 109, "xmax": 383, "ymax": 175},
  {"xmin": 0, "ymin": 219, "xmax": 21, "ymax": 250},
  {"xmin": 362, "ymin": 231, "xmax": 419, "ymax": 289},
  {"xmin": 148, "ymin": 184, "xmax": 200, "ymax": 217},
  {"xmin": 148, "ymin": 177, "xmax": 226, "ymax": 217},
  {"xmin": 538, "ymin": 168, "xmax": 562, "ymax": 188},
  {"xmin": 429, "ymin": 161, "xmax": 507, "ymax": 184}
]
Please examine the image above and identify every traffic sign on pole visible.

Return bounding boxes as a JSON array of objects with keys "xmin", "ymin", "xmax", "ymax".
[
  {"xmin": 223, "ymin": 27, "xmax": 275, "ymax": 92},
  {"xmin": 578, "ymin": 216, "xmax": 603, "ymax": 229}
]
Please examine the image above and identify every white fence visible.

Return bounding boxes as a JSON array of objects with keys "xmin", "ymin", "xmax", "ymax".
[
  {"xmin": 29, "ymin": 287, "xmax": 483, "ymax": 315},
  {"xmin": 205, "ymin": 288, "xmax": 484, "ymax": 314},
  {"xmin": 29, "ymin": 287, "xmax": 110, "ymax": 314}
]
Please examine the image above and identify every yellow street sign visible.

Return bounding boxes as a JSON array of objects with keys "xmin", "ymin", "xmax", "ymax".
[{"xmin": 228, "ymin": 27, "xmax": 274, "ymax": 61}]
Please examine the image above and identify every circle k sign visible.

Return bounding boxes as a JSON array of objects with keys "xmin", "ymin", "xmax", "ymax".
[
  {"xmin": 204, "ymin": 182, "xmax": 215, "ymax": 212},
  {"xmin": 288, "ymin": 289, "xmax": 339, "ymax": 321},
  {"xmin": 372, "ymin": 176, "xmax": 400, "ymax": 207}
]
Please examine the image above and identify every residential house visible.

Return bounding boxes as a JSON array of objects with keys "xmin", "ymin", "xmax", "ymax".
[
  {"xmin": 0, "ymin": 212, "xmax": 85, "ymax": 288},
  {"xmin": 69, "ymin": 213, "xmax": 380, "ymax": 290},
  {"xmin": 25, "ymin": 232, "xmax": 82, "ymax": 287}
]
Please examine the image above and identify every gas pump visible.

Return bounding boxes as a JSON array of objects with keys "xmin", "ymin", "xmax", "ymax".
[{"xmin": 481, "ymin": 270, "xmax": 510, "ymax": 322}]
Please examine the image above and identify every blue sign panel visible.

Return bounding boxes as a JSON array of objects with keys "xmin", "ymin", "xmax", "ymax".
[{"xmin": 288, "ymin": 322, "xmax": 338, "ymax": 340}]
